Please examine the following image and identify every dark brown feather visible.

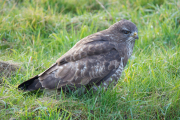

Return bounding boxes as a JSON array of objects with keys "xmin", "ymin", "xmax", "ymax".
[{"xmin": 18, "ymin": 75, "xmax": 42, "ymax": 91}]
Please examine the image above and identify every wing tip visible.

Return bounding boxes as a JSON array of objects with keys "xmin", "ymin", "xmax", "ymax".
[{"xmin": 18, "ymin": 75, "xmax": 41, "ymax": 91}]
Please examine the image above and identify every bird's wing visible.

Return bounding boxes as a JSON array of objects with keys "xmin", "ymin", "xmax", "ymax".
[
  {"xmin": 55, "ymin": 32, "xmax": 113, "ymax": 65},
  {"xmin": 38, "ymin": 34, "xmax": 122, "ymax": 90}
]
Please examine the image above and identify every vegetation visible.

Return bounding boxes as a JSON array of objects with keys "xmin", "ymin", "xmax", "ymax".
[{"xmin": 0, "ymin": 0, "xmax": 180, "ymax": 119}]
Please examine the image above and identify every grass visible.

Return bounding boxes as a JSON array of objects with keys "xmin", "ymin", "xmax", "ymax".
[{"xmin": 0, "ymin": 0, "xmax": 180, "ymax": 119}]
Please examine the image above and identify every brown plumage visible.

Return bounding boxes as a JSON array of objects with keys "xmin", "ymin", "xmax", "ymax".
[{"xmin": 18, "ymin": 19, "xmax": 138, "ymax": 93}]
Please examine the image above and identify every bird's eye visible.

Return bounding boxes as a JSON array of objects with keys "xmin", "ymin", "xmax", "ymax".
[{"xmin": 122, "ymin": 30, "xmax": 130, "ymax": 34}]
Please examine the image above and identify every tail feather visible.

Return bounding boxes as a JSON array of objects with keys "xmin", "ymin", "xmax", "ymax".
[{"xmin": 18, "ymin": 75, "xmax": 43, "ymax": 91}]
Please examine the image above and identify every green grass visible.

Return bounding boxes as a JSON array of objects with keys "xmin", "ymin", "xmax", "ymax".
[{"xmin": 0, "ymin": 0, "xmax": 180, "ymax": 119}]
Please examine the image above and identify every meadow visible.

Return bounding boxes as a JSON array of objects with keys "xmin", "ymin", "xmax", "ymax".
[{"xmin": 0, "ymin": 0, "xmax": 180, "ymax": 119}]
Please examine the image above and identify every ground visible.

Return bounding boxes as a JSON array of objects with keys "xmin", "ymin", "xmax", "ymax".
[{"xmin": 0, "ymin": 0, "xmax": 180, "ymax": 119}]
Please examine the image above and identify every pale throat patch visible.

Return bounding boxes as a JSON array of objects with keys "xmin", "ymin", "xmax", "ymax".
[{"xmin": 126, "ymin": 37, "xmax": 135, "ymax": 58}]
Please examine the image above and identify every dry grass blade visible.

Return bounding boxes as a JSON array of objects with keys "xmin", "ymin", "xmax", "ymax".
[{"xmin": 96, "ymin": 0, "xmax": 112, "ymax": 20}]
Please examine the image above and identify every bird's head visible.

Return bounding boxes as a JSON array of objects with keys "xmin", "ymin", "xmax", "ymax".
[{"xmin": 108, "ymin": 19, "xmax": 138, "ymax": 42}]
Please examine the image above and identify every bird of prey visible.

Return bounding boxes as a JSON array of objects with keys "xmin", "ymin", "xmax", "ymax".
[{"xmin": 18, "ymin": 19, "xmax": 138, "ymax": 94}]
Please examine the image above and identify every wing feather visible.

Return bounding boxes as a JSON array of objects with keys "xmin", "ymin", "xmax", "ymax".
[
  {"xmin": 56, "ymin": 33, "xmax": 115, "ymax": 65},
  {"xmin": 37, "ymin": 35, "xmax": 121, "ymax": 90}
]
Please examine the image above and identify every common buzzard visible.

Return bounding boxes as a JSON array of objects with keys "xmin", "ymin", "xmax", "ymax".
[{"xmin": 18, "ymin": 19, "xmax": 138, "ymax": 94}]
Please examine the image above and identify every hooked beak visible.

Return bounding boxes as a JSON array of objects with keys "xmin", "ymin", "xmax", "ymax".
[{"xmin": 133, "ymin": 32, "xmax": 139, "ymax": 40}]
